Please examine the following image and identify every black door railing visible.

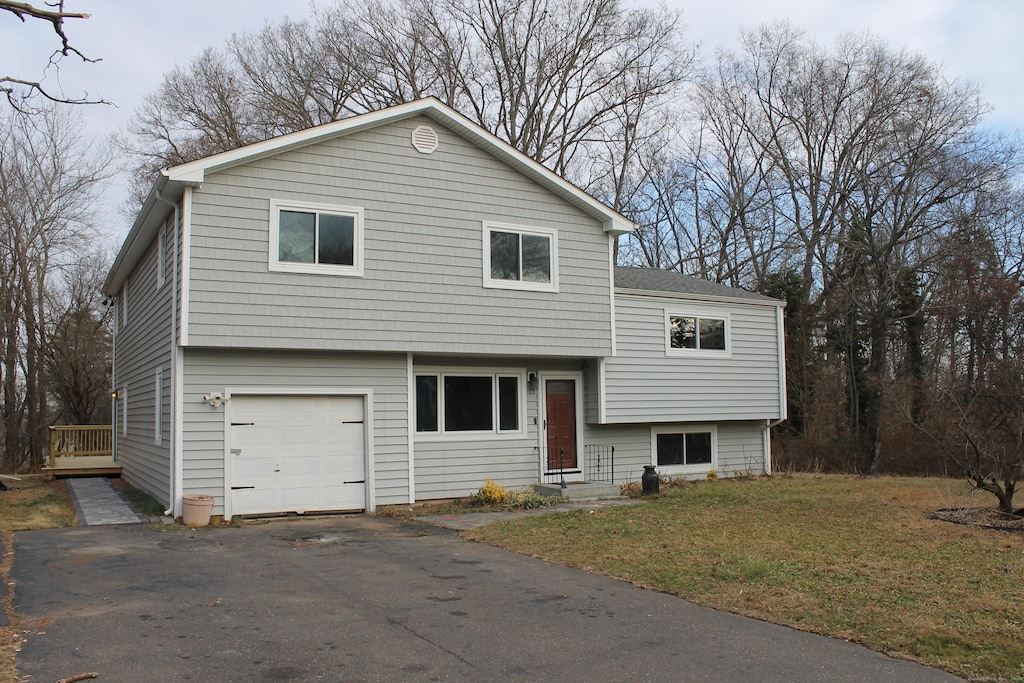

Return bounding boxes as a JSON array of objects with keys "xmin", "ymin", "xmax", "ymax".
[{"xmin": 538, "ymin": 445, "xmax": 615, "ymax": 485}]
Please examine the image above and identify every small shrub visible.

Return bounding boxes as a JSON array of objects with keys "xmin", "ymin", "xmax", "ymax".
[
  {"xmin": 470, "ymin": 477, "xmax": 508, "ymax": 506},
  {"xmin": 620, "ymin": 480, "xmax": 643, "ymax": 498},
  {"xmin": 705, "ymin": 470, "xmax": 718, "ymax": 482},
  {"xmin": 506, "ymin": 488, "xmax": 559, "ymax": 509}
]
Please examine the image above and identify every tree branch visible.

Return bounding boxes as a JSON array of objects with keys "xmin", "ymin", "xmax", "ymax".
[{"xmin": 1, "ymin": 1, "xmax": 108, "ymax": 110}]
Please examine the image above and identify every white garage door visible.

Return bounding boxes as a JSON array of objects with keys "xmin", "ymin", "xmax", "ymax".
[{"xmin": 229, "ymin": 395, "xmax": 366, "ymax": 516}]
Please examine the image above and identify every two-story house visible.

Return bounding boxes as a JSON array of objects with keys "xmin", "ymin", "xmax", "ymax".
[{"xmin": 104, "ymin": 98, "xmax": 786, "ymax": 520}]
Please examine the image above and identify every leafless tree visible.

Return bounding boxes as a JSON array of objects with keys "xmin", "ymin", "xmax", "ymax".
[
  {"xmin": 121, "ymin": 0, "xmax": 694, "ymax": 218},
  {"xmin": 625, "ymin": 23, "xmax": 1018, "ymax": 473},
  {"xmin": 0, "ymin": 104, "xmax": 111, "ymax": 471},
  {"xmin": 0, "ymin": 0, "xmax": 108, "ymax": 110},
  {"xmin": 45, "ymin": 255, "xmax": 112, "ymax": 426}
]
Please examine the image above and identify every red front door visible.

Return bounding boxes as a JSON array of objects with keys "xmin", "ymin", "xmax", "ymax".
[{"xmin": 545, "ymin": 379, "xmax": 577, "ymax": 471}]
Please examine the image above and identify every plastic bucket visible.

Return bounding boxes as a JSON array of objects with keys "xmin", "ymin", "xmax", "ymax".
[{"xmin": 181, "ymin": 493, "xmax": 215, "ymax": 527}]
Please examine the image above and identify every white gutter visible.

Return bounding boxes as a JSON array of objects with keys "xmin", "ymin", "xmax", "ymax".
[{"xmin": 154, "ymin": 190, "xmax": 180, "ymax": 517}]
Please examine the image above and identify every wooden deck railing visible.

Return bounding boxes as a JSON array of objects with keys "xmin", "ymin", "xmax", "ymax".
[{"xmin": 46, "ymin": 425, "xmax": 118, "ymax": 474}]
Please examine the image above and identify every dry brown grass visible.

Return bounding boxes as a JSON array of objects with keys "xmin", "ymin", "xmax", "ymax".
[
  {"xmin": 0, "ymin": 476, "xmax": 77, "ymax": 531},
  {"xmin": 468, "ymin": 475, "xmax": 1024, "ymax": 681}
]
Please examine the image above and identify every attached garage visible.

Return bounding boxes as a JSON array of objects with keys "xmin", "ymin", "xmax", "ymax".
[{"xmin": 227, "ymin": 394, "xmax": 369, "ymax": 517}]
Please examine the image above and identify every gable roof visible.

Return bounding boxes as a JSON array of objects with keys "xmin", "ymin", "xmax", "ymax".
[
  {"xmin": 614, "ymin": 267, "xmax": 782, "ymax": 306},
  {"xmin": 104, "ymin": 97, "xmax": 636, "ymax": 295}
]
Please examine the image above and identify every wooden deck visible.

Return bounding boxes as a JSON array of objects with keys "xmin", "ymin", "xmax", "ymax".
[{"xmin": 44, "ymin": 425, "xmax": 120, "ymax": 477}]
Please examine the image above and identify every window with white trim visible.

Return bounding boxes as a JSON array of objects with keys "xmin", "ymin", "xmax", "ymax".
[
  {"xmin": 156, "ymin": 222, "xmax": 166, "ymax": 289},
  {"xmin": 154, "ymin": 370, "xmax": 163, "ymax": 446},
  {"xmin": 269, "ymin": 199, "xmax": 364, "ymax": 276},
  {"xmin": 665, "ymin": 311, "xmax": 730, "ymax": 356},
  {"xmin": 120, "ymin": 280, "xmax": 128, "ymax": 329},
  {"xmin": 652, "ymin": 425, "xmax": 716, "ymax": 473},
  {"xmin": 121, "ymin": 385, "xmax": 128, "ymax": 436},
  {"xmin": 415, "ymin": 371, "xmax": 523, "ymax": 435},
  {"xmin": 483, "ymin": 222, "xmax": 558, "ymax": 292}
]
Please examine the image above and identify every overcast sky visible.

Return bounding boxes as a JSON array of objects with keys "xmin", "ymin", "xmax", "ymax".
[{"xmin": 3, "ymin": 0, "xmax": 1021, "ymax": 238}]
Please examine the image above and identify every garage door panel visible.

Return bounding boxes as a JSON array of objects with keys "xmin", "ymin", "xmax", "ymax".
[
  {"xmin": 320, "ymin": 484, "xmax": 364, "ymax": 510},
  {"xmin": 229, "ymin": 395, "xmax": 366, "ymax": 516},
  {"xmin": 279, "ymin": 456, "xmax": 318, "ymax": 477}
]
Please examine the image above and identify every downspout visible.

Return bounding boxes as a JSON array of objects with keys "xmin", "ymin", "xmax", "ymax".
[
  {"xmin": 155, "ymin": 190, "xmax": 179, "ymax": 516},
  {"xmin": 110, "ymin": 298, "xmax": 117, "ymax": 462},
  {"xmin": 762, "ymin": 418, "xmax": 785, "ymax": 475},
  {"xmin": 764, "ymin": 303, "xmax": 789, "ymax": 475}
]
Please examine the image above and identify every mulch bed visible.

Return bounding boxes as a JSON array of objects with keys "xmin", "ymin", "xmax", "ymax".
[{"xmin": 931, "ymin": 507, "xmax": 1024, "ymax": 531}]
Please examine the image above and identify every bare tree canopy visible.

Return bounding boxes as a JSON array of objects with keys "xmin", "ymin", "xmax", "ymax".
[
  {"xmin": 0, "ymin": 0, "xmax": 108, "ymax": 110},
  {"xmin": 622, "ymin": 23, "xmax": 1021, "ymax": 492},
  {"xmin": 122, "ymin": 0, "xmax": 695, "ymax": 212},
  {"xmin": 0, "ymin": 104, "xmax": 112, "ymax": 471}
]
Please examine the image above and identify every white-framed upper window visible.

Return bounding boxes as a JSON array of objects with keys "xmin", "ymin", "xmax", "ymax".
[
  {"xmin": 483, "ymin": 222, "xmax": 558, "ymax": 292},
  {"xmin": 156, "ymin": 221, "xmax": 166, "ymax": 289},
  {"xmin": 120, "ymin": 280, "xmax": 128, "ymax": 329},
  {"xmin": 665, "ymin": 310, "xmax": 731, "ymax": 357},
  {"xmin": 269, "ymin": 199, "xmax": 364, "ymax": 276},
  {"xmin": 415, "ymin": 369, "xmax": 525, "ymax": 437},
  {"xmin": 651, "ymin": 424, "xmax": 717, "ymax": 475},
  {"xmin": 154, "ymin": 370, "xmax": 163, "ymax": 446},
  {"xmin": 120, "ymin": 385, "xmax": 128, "ymax": 437}
]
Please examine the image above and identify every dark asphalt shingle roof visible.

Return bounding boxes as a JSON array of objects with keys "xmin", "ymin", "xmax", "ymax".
[{"xmin": 614, "ymin": 267, "xmax": 780, "ymax": 303}]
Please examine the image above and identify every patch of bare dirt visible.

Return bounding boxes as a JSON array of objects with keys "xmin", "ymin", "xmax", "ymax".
[{"xmin": 932, "ymin": 507, "xmax": 1024, "ymax": 531}]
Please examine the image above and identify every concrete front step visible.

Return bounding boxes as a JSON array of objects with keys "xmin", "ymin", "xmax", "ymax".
[{"xmin": 534, "ymin": 482, "xmax": 622, "ymax": 501}]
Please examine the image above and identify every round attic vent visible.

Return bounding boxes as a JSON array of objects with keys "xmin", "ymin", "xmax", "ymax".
[{"xmin": 411, "ymin": 125, "xmax": 439, "ymax": 154}]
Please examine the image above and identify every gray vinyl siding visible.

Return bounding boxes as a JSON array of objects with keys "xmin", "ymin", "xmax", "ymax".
[
  {"xmin": 184, "ymin": 115, "xmax": 613, "ymax": 357},
  {"xmin": 112, "ymin": 218, "xmax": 175, "ymax": 506},
  {"xmin": 584, "ymin": 420, "xmax": 767, "ymax": 479},
  {"xmin": 604, "ymin": 294, "xmax": 783, "ymax": 423},
  {"xmin": 412, "ymin": 357, "xmax": 580, "ymax": 500},
  {"xmin": 181, "ymin": 349, "xmax": 409, "ymax": 513}
]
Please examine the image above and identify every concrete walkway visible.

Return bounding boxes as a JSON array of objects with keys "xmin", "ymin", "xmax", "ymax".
[{"xmin": 64, "ymin": 477, "xmax": 148, "ymax": 525}]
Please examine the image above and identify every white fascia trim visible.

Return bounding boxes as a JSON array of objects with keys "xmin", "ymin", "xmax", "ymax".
[
  {"xmin": 616, "ymin": 288, "xmax": 785, "ymax": 309},
  {"xmin": 163, "ymin": 98, "xmax": 635, "ymax": 235},
  {"xmin": 406, "ymin": 352, "xmax": 416, "ymax": 504},
  {"xmin": 180, "ymin": 187, "xmax": 192, "ymax": 346}
]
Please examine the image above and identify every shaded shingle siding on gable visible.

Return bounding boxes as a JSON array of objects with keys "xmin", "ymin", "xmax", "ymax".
[
  {"xmin": 604, "ymin": 292, "xmax": 783, "ymax": 423},
  {"xmin": 185, "ymin": 115, "xmax": 613, "ymax": 356},
  {"xmin": 112, "ymin": 215, "xmax": 176, "ymax": 506}
]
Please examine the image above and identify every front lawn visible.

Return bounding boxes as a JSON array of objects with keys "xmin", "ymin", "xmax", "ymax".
[{"xmin": 466, "ymin": 475, "xmax": 1024, "ymax": 681}]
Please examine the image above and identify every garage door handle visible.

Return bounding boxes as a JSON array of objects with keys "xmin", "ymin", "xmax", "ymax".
[
  {"xmin": 344, "ymin": 480, "xmax": 365, "ymax": 484},
  {"xmin": 231, "ymin": 486, "xmax": 255, "ymax": 490}
]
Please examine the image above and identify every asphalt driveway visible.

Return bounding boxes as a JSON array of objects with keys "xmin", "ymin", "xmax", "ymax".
[{"xmin": 12, "ymin": 515, "xmax": 962, "ymax": 682}]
